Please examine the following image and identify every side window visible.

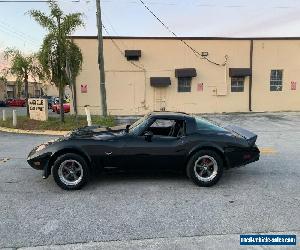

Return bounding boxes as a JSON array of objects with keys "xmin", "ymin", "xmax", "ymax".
[
  {"xmin": 270, "ymin": 70, "xmax": 283, "ymax": 91},
  {"xmin": 150, "ymin": 119, "xmax": 175, "ymax": 128},
  {"xmin": 147, "ymin": 119, "xmax": 185, "ymax": 137},
  {"xmin": 231, "ymin": 77, "xmax": 244, "ymax": 92},
  {"xmin": 178, "ymin": 77, "xmax": 192, "ymax": 92},
  {"xmin": 195, "ymin": 117, "xmax": 226, "ymax": 132}
]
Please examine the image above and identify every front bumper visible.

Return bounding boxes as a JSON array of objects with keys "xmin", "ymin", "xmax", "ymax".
[{"xmin": 27, "ymin": 151, "xmax": 51, "ymax": 171}]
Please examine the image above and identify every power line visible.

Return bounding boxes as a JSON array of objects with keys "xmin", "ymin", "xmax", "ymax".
[
  {"xmin": 137, "ymin": 0, "xmax": 228, "ymax": 66},
  {"xmin": 0, "ymin": 0, "xmax": 79, "ymax": 2},
  {"xmin": 0, "ymin": 24, "xmax": 39, "ymax": 48},
  {"xmin": 102, "ymin": 24, "xmax": 145, "ymax": 71},
  {"xmin": 138, "ymin": 0, "xmax": 201, "ymax": 58},
  {"xmin": 0, "ymin": 20, "xmax": 40, "ymax": 45},
  {"xmin": 101, "ymin": 0, "xmax": 294, "ymax": 9}
]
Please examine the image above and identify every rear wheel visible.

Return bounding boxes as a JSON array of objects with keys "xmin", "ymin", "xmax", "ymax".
[
  {"xmin": 52, "ymin": 153, "xmax": 90, "ymax": 190},
  {"xmin": 186, "ymin": 150, "xmax": 223, "ymax": 187}
]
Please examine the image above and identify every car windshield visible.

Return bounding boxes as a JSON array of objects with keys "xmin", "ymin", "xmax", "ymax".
[
  {"xmin": 194, "ymin": 116, "xmax": 227, "ymax": 132},
  {"xmin": 128, "ymin": 115, "xmax": 149, "ymax": 134}
]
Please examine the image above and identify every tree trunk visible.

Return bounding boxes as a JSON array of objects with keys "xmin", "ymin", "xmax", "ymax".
[
  {"xmin": 24, "ymin": 73, "xmax": 29, "ymax": 117},
  {"xmin": 72, "ymin": 77, "xmax": 78, "ymax": 118},
  {"xmin": 65, "ymin": 61, "xmax": 77, "ymax": 119},
  {"xmin": 59, "ymin": 84, "xmax": 65, "ymax": 123}
]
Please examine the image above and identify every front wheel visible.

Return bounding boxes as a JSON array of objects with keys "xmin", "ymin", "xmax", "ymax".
[
  {"xmin": 52, "ymin": 153, "xmax": 90, "ymax": 190},
  {"xmin": 186, "ymin": 150, "xmax": 223, "ymax": 187}
]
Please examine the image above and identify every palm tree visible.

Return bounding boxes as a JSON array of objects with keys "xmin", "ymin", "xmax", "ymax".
[
  {"xmin": 0, "ymin": 75, "xmax": 8, "ymax": 100},
  {"xmin": 3, "ymin": 49, "xmax": 43, "ymax": 116},
  {"xmin": 65, "ymin": 41, "xmax": 83, "ymax": 117},
  {"xmin": 29, "ymin": 1, "xmax": 84, "ymax": 122}
]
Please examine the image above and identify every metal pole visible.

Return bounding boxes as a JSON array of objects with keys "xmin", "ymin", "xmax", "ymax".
[
  {"xmin": 2, "ymin": 110, "xmax": 6, "ymax": 121},
  {"xmin": 85, "ymin": 106, "xmax": 92, "ymax": 126},
  {"xmin": 13, "ymin": 110, "xmax": 17, "ymax": 127},
  {"xmin": 96, "ymin": 0, "xmax": 108, "ymax": 117},
  {"xmin": 249, "ymin": 39, "xmax": 253, "ymax": 112}
]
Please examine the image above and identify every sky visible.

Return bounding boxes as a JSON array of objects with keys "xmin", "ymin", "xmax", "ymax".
[{"xmin": 0, "ymin": 0, "xmax": 300, "ymax": 53}]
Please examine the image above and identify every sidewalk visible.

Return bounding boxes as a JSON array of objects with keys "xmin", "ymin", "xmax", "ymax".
[{"xmin": 4, "ymin": 231, "xmax": 299, "ymax": 250}]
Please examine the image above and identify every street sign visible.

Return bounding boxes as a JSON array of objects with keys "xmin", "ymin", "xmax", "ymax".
[{"xmin": 28, "ymin": 98, "xmax": 48, "ymax": 121}]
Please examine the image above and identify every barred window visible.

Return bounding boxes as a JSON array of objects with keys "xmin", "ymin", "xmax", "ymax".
[
  {"xmin": 231, "ymin": 77, "xmax": 244, "ymax": 92},
  {"xmin": 178, "ymin": 77, "xmax": 192, "ymax": 92},
  {"xmin": 270, "ymin": 70, "xmax": 283, "ymax": 91}
]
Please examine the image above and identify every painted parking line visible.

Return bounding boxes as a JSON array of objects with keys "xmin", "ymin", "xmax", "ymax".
[
  {"xmin": 0, "ymin": 158, "xmax": 10, "ymax": 164},
  {"xmin": 260, "ymin": 147, "xmax": 278, "ymax": 155}
]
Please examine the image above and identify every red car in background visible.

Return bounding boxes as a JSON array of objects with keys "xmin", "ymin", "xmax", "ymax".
[
  {"xmin": 6, "ymin": 99, "xmax": 26, "ymax": 107},
  {"xmin": 52, "ymin": 101, "xmax": 70, "ymax": 114}
]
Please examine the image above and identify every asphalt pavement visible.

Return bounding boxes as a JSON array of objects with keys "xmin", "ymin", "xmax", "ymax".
[{"xmin": 0, "ymin": 112, "xmax": 299, "ymax": 249}]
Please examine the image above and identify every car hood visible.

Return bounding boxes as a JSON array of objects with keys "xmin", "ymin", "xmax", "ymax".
[{"xmin": 67, "ymin": 125, "xmax": 127, "ymax": 139}]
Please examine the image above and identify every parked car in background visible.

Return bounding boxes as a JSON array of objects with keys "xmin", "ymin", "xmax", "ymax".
[
  {"xmin": 52, "ymin": 99, "xmax": 70, "ymax": 114},
  {"xmin": 6, "ymin": 99, "xmax": 26, "ymax": 107},
  {"xmin": 51, "ymin": 98, "xmax": 59, "ymax": 113},
  {"xmin": 0, "ymin": 100, "xmax": 7, "ymax": 107},
  {"xmin": 56, "ymin": 102, "xmax": 70, "ymax": 114},
  {"xmin": 41, "ymin": 96, "xmax": 58, "ymax": 109}
]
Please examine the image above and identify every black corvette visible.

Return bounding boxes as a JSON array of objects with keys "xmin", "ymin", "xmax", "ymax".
[{"xmin": 27, "ymin": 112, "xmax": 260, "ymax": 190}]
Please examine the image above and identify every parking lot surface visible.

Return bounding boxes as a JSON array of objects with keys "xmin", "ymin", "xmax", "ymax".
[{"xmin": 0, "ymin": 112, "xmax": 299, "ymax": 249}]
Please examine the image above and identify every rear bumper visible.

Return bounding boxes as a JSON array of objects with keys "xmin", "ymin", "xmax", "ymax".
[
  {"xmin": 226, "ymin": 146, "xmax": 260, "ymax": 168},
  {"xmin": 241, "ymin": 150, "xmax": 260, "ymax": 165}
]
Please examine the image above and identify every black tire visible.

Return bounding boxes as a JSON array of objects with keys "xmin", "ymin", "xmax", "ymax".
[
  {"xmin": 186, "ymin": 150, "xmax": 223, "ymax": 187},
  {"xmin": 52, "ymin": 153, "xmax": 90, "ymax": 190}
]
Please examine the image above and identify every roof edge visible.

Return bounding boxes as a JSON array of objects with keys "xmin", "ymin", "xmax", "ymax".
[{"xmin": 69, "ymin": 35, "xmax": 300, "ymax": 41}]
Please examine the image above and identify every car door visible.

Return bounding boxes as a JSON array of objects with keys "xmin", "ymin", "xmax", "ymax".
[
  {"xmin": 122, "ymin": 118, "xmax": 189, "ymax": 170},
  {"xmin": 81, "ymin": 133, "xmax": 127, "ymax": 169}
]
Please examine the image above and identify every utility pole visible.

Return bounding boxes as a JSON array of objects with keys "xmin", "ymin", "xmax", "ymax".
[{"xmin": 96, "ymin": 0, "xmax": 108, "ymax": 116}]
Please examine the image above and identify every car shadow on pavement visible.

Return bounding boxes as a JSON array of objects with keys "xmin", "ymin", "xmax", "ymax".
[
  {"xmin": 87, "ymin": 169, "xmax": 189, "ymax": 186},
  {"xmin": 85, "ymin": 168, "xmax": 253, "ymax": 190}
]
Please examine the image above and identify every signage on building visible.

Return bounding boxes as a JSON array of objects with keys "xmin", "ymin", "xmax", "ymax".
[
  {"xmin": 28, "ymin": 98, "xmax": 48, "ymax": 121},
  {"xmin": 197, "ymin": 83, "xmax": 204, "ymax": 92},
  {"xmin": 81, "ymin": 84, "xmax": 87, "ymax": 93},
  {"xmin": 291, "ymin": 81, "xmax": 296, "ymax": 90}
]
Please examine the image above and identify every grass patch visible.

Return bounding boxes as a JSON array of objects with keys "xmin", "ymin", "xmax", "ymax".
[{"xmin": 0, "ymin": 115, "xmax": 116, "ymax": 131}]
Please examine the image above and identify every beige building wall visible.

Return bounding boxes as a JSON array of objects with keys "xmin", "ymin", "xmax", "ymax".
[
  {"xmin": 42, "ymin": 84, "xmax": 58, "ymax": 97},
  {"xmin": 252, "ymin": 40, "xmax": 300, "ymax": 112},
  {"xmin": 73, "ymin": 37, "xmax": 300, "ymax": 116}
]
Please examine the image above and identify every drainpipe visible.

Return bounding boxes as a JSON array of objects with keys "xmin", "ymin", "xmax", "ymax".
[{"xmin": 249, "ymin": 39, "xmax": 253, "ymax": 112}]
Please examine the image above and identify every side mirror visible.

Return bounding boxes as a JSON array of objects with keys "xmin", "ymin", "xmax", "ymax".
[
  {"xmin": 144, "ymin": 131, "xmax": 154, "ymax": 142},
  {"xmin": 125, "ymin": 124, "xmax": 130, "ymax": 133}
]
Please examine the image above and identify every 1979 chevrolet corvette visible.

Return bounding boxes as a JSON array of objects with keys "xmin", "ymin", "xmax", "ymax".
[{"xmin": 27, "ymin": 112, "xmax": 260, "ymax": 190}]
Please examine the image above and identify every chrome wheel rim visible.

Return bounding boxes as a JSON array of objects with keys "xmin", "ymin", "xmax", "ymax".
[
  {"xmin": 194, "ymin": 155, "xmax": 218, "ymax": 182},
  {"xmin": 58, "ymin": 160, "xmax": 83, "ymax": 186}
]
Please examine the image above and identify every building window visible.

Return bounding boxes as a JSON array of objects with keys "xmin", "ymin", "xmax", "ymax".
[
  {"xmin": 178, "ymin": 77, "xmax": 192, "ymax": 92},
  {"xmin": 231, "ymin": 77, "xmax": 244, "ymax": 92},
  {"xmin": 270, "ymin": 70, "xmax": 283, "ymax": 91},
  {"xmin": 7, "ymin": 85, "xmax": 16, "ymax": 98},
  {"xmin": 35, "ymin": 89, "xmax": 41, "ymax": 97}
]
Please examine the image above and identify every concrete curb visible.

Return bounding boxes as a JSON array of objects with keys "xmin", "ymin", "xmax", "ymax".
[{"xmin": 0, "ymin": 126, "xmax": 69, "ymax": 136}]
